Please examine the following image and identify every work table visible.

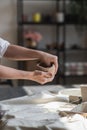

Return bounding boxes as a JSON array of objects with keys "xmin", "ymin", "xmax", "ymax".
[{"xmin": 0, "ymin": 85, "xmax": 86, "ymax": 130}]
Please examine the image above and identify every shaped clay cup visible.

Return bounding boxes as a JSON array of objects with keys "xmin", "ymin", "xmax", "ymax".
[{"xmin": 37, "ymin": 63, "xmax": 55, "ymax": 76}]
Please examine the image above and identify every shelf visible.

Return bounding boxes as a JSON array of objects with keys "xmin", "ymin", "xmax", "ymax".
[
  {"xmin": 21, "ymin": 0, "xmax": 57, "ymax": 1},
  {"xmin": 66, "ymin": 49, "xmax": 87, "ymax": 51},
  {"xmin": 65, "ymin": 21, "xmax": 87, "ymax": 25},
  {"xmin": 60, "ymin": 74, "xmax": 87, "ymax": 77},
  {"xmin": 18, "ymin": 21, "xmax": 87, "ymax": 26},
  {"xmin": 58, "ymin": 49, "xmax": 87, "ymax": 53},
  {"xmin": 18, "ymin": 21, "xmax": 64, "ymax": 26}
]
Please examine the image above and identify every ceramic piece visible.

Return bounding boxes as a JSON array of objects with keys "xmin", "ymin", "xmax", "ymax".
[{"xmin": 37, "ymin": 63, "xmax": 55, "ymax": 75}]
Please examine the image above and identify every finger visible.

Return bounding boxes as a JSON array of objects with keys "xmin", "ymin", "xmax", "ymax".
[
  {"xmin": 40, "ymin": 75, "xmax": 55, "ymax": 84},
  {"xmin": 35, "ymin": 70, "xmax": 52, "ymax": 78},
  {"xmin": 44, "ymin": 72, "xmax": 52, "ymax": 78},
  {"xmin": 45, "ymin": 76, "xmax": 54, "ymax": 83},
  {"xmin": 40, "ymin": 78, "xmax": 48, "ymax": 85},
  {"xmin": 54, "ymin": 59, "xmax": 58, "ymax": 74},
  {"xmin": 47, "ymin": 77, "xmax": 54, "ymax": 83},
  {"xmin": 44, "ymin": 73, "xmax": 55, "ymax": 82}
]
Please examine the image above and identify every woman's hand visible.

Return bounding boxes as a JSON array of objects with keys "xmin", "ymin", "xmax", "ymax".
[
  {"xmin": 39, "ymin": 51, "xmax": 58, "ymax": 74},
  {"xmin": 29, "ymin": 70, "xmax": 54, "ymax": 84}
]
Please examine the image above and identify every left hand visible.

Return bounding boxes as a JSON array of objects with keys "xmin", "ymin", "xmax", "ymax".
[{"xmin": 39, "ymin": 51, "xmax": 58, "ymax": 75}]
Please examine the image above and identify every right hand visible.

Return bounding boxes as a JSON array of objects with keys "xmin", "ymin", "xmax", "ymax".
[{"xmin": 30, "ymin": 70, "xmax": 54, "ymax": 84}]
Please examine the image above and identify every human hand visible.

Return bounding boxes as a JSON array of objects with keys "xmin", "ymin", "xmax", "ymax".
[
  {"xmin": 39, "ymin": 51, "xmax": 58, "ymax": 75},
  {"xmin": 30, "ymin": 70, "xmax": 54, "ymax": 84}
]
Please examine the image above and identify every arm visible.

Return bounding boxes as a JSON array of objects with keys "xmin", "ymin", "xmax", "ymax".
[
  {"xmin": 4, "ymin": 45, "xmax": 58, "ymax": 74},
  {"xmin": 0, "ymin": 38, "xmax": 58, "ymax": 84},
  {"xmin": 0, "ymin": 65, "xmax": 52, "ymax": 84},
  {"xmin": 4, "ymin": 45, "xmax": 42, "ymax": 60}
]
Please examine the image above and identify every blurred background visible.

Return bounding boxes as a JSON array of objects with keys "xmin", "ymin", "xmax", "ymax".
[{"xmin": 0, "ymin": 0, "xmax": 87, "ymax": 87}]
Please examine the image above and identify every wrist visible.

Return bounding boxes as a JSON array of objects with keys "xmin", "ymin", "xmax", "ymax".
[
  {"xmin": 20, "ymin": 71, "xmax": 33, "ymax": 80},
  {"xmin": 35, "ymin": 50, "xmax": 44, "ymax": 60}
]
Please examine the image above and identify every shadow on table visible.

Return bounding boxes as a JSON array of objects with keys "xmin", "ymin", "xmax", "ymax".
[{"xmin": 0, "ymin": 86, "xmax": 27, "ymax": 101}]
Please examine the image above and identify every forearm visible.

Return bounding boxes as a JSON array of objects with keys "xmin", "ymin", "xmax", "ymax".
[
  {"xmin": 0, "ymin": 65, "xmax": 53, "ymax": 84},
  {"xmin": 4, "ymin": 45, "xmax": 42, "ymax": 60},
  {"xmin": 0, "ymin": 65, "xmax": 32, "ymax": 80},
  {"xmin": 3, "ymin": 44, "xmax": 58, "ymax": 74}
]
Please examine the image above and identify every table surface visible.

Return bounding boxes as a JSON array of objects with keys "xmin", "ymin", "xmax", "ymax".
[{"xmin": 0, "ymin": 85, "xmax": 86, "ymax": 130}]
